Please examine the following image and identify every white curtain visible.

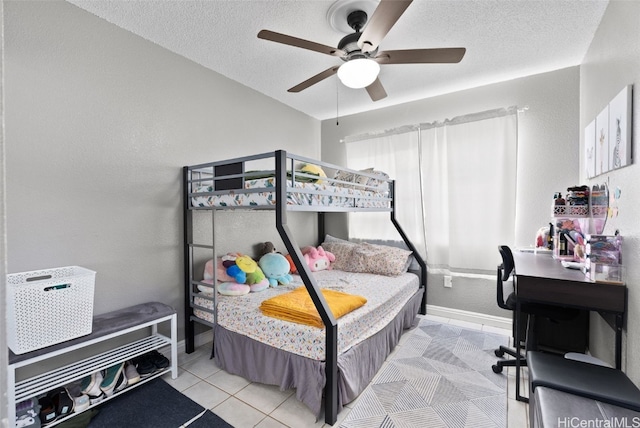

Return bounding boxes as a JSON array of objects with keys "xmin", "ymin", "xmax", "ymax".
[
  {"xmin": 345, "ymin": 108, "xmax": 518, "ymax": 273},
  {"xmin": 345, "ymin": 130, "xmax": 425, "ymax": 256}
]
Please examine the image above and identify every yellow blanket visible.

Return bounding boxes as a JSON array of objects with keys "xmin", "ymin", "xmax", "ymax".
[{"xmin": 260, "ymin": 287, "xmax": 367, "ymax": 328}]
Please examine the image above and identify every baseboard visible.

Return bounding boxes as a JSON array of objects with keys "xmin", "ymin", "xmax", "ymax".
[{"xmin": 426, "ymin": 304, "xmax": 512, "ymax": 331}]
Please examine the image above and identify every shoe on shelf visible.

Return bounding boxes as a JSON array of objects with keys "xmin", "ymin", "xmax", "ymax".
[
  {"xmin": 125, "ymin": 361, "xmax": 141, "ymax": 385},
  {"xmin": 132, "ymin": 355, "xmax": 155, "ymax": 378},
  {"xmin": 148, "ymin": 350, "xmax": 170, "ymax": 369},
  {"xmin": 100, "ymin": 363, "xmax": 125, "ymax": 397},
  {"xmin": 113, "ymin": 368, "xmax": 128, "ymax": 395},
  {"xmin": 47, "ymin": 387, "xmax": 74, "ymax": 419},
  {"xmin": 88, "ymin": 393, "xmax": 105, "ymax": 406},
  {"xmin": 80, "ymin": 371, "xmax": 103, "ymax": 400},
  {"xmin": 71, "ymin": 393, "xmax": 90, "ymax": 413},
  {"xmin": 64, "ymin": 382, "xmax": 90, "ymax": 414},
  {"xmin": 37, "ymin": 396, "xmax": 56, "ymax": 426}
]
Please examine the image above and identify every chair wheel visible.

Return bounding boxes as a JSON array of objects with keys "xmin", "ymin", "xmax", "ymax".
[
  {"xmin": 492, "ymin": 364, "xmax": 503, "ymax": 373},
  {"xmin": 495, "ymin": 349, "xmax": 504, "ymax": 357}
]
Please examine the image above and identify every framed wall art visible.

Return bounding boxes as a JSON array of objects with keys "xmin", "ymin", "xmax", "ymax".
[{"xmin": 608, "ymin": 84, "xmax": 632, "ymax": 171}]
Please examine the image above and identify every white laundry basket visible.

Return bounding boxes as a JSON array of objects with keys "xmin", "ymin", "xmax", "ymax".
[{"xmin": 7, "ymin": 266, "xmax": 96, "ymax": 354}]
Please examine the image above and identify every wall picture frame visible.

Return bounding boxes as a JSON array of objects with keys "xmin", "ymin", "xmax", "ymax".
[
  {"xmin": 585, "ymin": 119, "xmax": 596, "ymax": 178},
  {"xmin": 595, "ymin": 106, "xmax": 609, "ymax": 176},
  {"xmin": 608, "ymin": 84, "xmax": 632, "ymax": 170}
]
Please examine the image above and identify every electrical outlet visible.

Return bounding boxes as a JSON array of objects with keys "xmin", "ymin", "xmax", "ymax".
[{"xmin": 444, "ymin": 275, "xmax": 452, "ymax": 288}]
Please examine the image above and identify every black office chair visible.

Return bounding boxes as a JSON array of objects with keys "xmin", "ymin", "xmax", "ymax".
[
  {"xmin": 492, "ymin": 245, "xmax": 580, "ymax": 375},
  {"xmin": 492, "ymin": 245, "xmax": 528, "ymax": 374}
]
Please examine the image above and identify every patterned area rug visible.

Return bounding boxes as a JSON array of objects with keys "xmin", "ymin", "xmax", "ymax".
[{"xmin": 341, "ymin": 317, "xmax": 509, "ymax": 428}]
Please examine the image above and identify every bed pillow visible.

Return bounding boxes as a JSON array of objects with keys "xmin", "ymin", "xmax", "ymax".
[
  {"xmin": 333, "ymin": 168, "xmax": 388, "ymax": 191},
  {"xmin": 349, "ymin": 243, "xmax": 413, "ymax": 276},
  {"xmin": 352, "ymin": 238, "xmax": 417, "ymax": 272},
  {"xmin": 320, "ymin": 241, "xmax": 356, "ymax": 271},
  {"xmin": 322, "ymin": 234, "xmax": 354, "ymax": 244},
  {"xmin": 332, "ymin": 169, "xmax": 361, "ymax": 188},
  {"xmin": 360, "ymin": 169, "xmax": 390, "ymax": 192},
  {"xmin": 322, "ymin": 241, "xmax": 412, "ymax": 276}
]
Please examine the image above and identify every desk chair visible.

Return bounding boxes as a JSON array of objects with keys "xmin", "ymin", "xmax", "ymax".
[
  {"xmin": 492, "ymin": 245, "xmax": 580, "ymax": 400},
  {"xmin": 492, "ymin": 245, "xmax": 528, "ymax": 374}
]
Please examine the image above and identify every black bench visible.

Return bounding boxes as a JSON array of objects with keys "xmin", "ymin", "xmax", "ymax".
[
  {"xmin": 532, "ymin": 386, "xmax": 640, "ymax": 428},
  {"xmin": 528, "ymin": 351, "xmax": 640, "ymax": 428}
]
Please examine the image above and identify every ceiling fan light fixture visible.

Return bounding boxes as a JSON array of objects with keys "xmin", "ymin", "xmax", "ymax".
[{"xmin": 337, "ymin": 58, "xmax": 380, "ymax": 89}]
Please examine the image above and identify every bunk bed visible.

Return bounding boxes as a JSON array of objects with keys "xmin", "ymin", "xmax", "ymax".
[{"xmin": 182, "ymin": 150, "xmax": 427, "ymax": 425}]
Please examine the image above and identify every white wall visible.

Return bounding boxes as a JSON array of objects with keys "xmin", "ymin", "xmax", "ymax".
[
  {"xmin": 4, "ymin": 1, "xmax": 320, "ymax": 339},
  {"xmin": 580, "ymin": 0, "xmax": 640, "ymax": 377},
  {"xmin": 1, "ymin": 0, "xmax": 8, "ymax": 424},
  {"xmin": 322, "ymin": 68, "xmax": 581, "ymax": 316}
]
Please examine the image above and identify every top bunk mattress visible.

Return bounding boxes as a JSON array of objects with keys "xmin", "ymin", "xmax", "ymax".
[
  {"xmin": 185, "ymin": 151, "xmax": 393, "ymax": 211},
  {"xmin": 194, "ymin": 269, "xmax": 420, "ymax": 361},
  {"xmin": 190, "ymin": 176, "xmax": 390, "ymax": 209}
]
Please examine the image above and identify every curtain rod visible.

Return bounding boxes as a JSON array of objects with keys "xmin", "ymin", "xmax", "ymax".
[{"xmin": 342, "ymin": 105, "xmax": 523, "ymax": 144}]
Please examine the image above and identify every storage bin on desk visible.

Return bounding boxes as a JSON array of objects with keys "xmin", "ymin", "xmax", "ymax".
[
  {"xmin": 551, "ymin": 206, "xmax": 590, "ymax": 261},
  {"xmin": 553, "ymin": 205, "xmax": 589, "ymax": 217},
  {"xmin": 6, "ymin": 266, "xmax": 95, "ymax": 354},
  {"xmin": 584, "ymin": 234, "xmax": 623, "ymax": 284},
  {"xmin": 585, "ymin": 262, "xmax": 625, "ymax": 284}
]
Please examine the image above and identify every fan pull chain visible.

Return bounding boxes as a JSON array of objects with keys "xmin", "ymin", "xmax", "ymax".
[{"xmin": 336, "ymin": 77, "xmax": 339, "ymax": 126}]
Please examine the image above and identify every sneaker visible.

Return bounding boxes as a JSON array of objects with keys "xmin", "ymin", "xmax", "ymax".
[
  {"xmin": 71, "ymin": 393, "xmax": 90, "ymax": 413},
  {"xmin": 124, "ymin": 361, "xmax": 140, "ymax": 385},
  {"xmin": 100, "ymin": 363, "xmax": 125, "ymax": 397},
  {"xmin": 64, "ymin": 382, "xmax": 90, "ymax": 413},
  {"xmin": 113, "ymin": 369, "xmax": 128, "ymax": 394},
  {"xmin": 88, "ymin": 392, "xmax": 105, "ymax": 405},
  {"xmin": 80, "ymin": 371, "xmax": 103, "ymax": 399},
  {"xmin": 132, "ymin": 355, "xmax": 155, "ymax": 377},
  {"xmin": 147, "ymin": 350, "xmax": 170, "ymax": 369}
]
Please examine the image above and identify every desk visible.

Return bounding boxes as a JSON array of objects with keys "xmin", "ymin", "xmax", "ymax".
[{"xmin": 512, "ymin": 251, "xmax": 626, "ymax": 402}]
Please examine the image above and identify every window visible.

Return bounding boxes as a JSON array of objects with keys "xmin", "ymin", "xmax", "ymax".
[{"xmin": 345, "ymin": 108, "xmax": 518, "ymax": 274}]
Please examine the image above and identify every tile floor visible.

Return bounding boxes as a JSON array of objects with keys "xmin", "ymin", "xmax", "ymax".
[{"xmin": 162, "ymin": 314, "xmax": 530, "ymax": 427}]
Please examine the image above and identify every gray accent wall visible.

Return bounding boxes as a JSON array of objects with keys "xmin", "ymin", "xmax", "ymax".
[
  {"xmin": 4, "ymin": 1, "xmax": 320, "ymax": 340},
  {"xmin": 321, "ymin": 67, "xmax": 581, "ymax": 317},
  {"xmin": 580, "ymin": 0, "xmax": 640, "ymax": 378}
]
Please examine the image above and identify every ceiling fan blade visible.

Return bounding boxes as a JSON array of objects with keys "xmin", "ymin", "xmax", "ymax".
[
  {"xmin": 375, "ymin": 48, "xmax": 466, "ymax": 64},
  {"xmin": 366, "ymin": 78, "xmax": 387, "ymax": 101},
  {"xmin": 288, "ymin": 66, "xmax": 340, "ymax": 93},
  {"xmin": 258, "ymin": 30, "xmax": 345, "ymax": 57},
  {"xmin": 357, "ymin": 0, "xmax": 413, "ymax": 53}
]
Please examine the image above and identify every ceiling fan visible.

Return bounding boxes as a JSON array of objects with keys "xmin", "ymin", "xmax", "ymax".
[{"xmin": 258, "ymin": 0, "xmax": 466, "ymax": 101}]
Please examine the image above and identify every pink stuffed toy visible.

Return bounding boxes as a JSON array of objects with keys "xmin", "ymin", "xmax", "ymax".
[
  {"xmin": 301, "ymin": 246, "xmax": 336, "ymax": 272},
  {"xmin": 204, "ymin": 257, "xmax": 235, "ymax": 282}
]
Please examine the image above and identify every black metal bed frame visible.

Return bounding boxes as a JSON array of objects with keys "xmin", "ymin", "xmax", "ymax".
[{"xmin": 182, "ymin": 150, "xmax": 426, "ymax": 425}]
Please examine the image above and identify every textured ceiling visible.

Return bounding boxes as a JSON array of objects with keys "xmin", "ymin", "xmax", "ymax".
[{"xmin": 67, "ymin": 0, "xmax": 609, "ymax": 120}]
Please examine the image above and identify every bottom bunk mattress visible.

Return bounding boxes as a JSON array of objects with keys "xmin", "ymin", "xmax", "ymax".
[
  {"xmin": 198, "ymin": 270, "xmax": 422, "ymax": 418},
  {"xmin": 194, "ymin": 269, "xmax": 420, "ymax": 360}
]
